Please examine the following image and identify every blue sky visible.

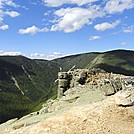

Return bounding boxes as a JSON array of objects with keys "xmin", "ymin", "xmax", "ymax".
[{"xmin": 0, "ymin": 0, "xmax": 134, "ymax": 59}]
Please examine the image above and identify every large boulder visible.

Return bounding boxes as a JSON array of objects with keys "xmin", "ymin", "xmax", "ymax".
[
  {"xmin": 98, "ymin": 79, "xmax": 116, "ymax": 96},
  {"xmin": 100, "ymin": 84, "xmax": 115, "ymax": 96},
  {"xmin": 114, "ymin": 90, "xmax": 134, "ymax": 106}
]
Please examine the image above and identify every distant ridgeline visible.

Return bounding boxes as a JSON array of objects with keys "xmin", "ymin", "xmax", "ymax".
[
  {"xmin": 57, "ymin": 68, "xmax": 134, "ymax": 98},
  {"xmin": 54, "ymin": 49, "xmax": 134, "ymax": 76}
]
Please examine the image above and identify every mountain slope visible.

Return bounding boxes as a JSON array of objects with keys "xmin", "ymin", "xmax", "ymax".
[
  {"xmin": 0, "ymin": 56, "xmax": 59, "ymax": 123},
  {"xmin": 53, "ymin": 52, "xmax": 99, "ymax": 71},
  {"xmin": 95, "ymin": 50, "xmax": 134, "ymax": 75},
  {"xmin": 54, "ymin": 50, "xmax": 134, "ymax": 75}
]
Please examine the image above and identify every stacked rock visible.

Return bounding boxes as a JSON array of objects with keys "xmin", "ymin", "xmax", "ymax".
[{"xmin": 58, "ymin": 72, "xmax": 70, "ymax": 98}]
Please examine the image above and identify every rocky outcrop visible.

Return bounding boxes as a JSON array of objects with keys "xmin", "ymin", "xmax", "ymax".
[{"xmin": 57, "ymin": 68, "xmax": 134, "ymax": 97}]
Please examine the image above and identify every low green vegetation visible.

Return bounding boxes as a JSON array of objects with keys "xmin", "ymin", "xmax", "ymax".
[
  {"xmin": 0, "ymin": 56, "xmax": 59, "ymax": 123},
  {"xmin": 54, "ymin": 50, "xmax": 134, "ymax": 75}
]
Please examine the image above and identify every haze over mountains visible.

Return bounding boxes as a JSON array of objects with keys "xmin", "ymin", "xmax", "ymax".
[{"xmin": 0, "ymin": 49, "xmax": 134, "ymax": 124}]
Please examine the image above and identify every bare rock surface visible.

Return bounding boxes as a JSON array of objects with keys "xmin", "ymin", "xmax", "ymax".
[
  {"xmin": 114, "ymin": 90, "xmax": 134, "ymax": 106},
  {"xmin": 0, "ymin": 87, "xmax": 134, "ymax": 134}
]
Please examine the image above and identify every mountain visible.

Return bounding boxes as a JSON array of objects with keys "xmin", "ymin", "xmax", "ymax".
[
  {"xmin": 54, "ymin": 50, "xmax": 134, "ymax": 76},
  {"xmin": 0, "ymin": 49, "xmax": 134, "ymax": 124},
  {"xmin": 0, "ymin": 56, "xmax": 59, "ymax": 123}
]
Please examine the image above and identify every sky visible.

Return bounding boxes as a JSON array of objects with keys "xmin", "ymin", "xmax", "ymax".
[{"xmin": 0, "ymin": 0, "xmax": 134, "ymax": 59}]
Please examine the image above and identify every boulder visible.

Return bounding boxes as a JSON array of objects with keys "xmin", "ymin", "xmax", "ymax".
[
  {"xmin": 114, "ymin": 90, "xmax": 134, "ymax": 106},
  {"xmin": 98, "ymin": 79, "xmax": 115, "ymax": 96},
  {"xmin": 58, "ymin": 79, "xmax": 69, "ymax": 88},
  {"xmin": 111, "ymin": 78, "xmax": 122, "ymax": 92},
  {"xmin": 123, "ymin": 77, "xmax": 134, "ymax": 89},
  {"xmin": 100, "ymin": 84, "xmax": 115, "ymax": 96}
]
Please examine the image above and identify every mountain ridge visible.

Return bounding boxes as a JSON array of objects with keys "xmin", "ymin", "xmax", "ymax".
[{"xmin": 54, "ymin": 49, "xmax": 134, "ymax": 75}]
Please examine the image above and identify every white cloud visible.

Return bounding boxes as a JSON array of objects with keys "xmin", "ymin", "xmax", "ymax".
[
  {"xmin": 89, "ymin": 36, "xmax": 101, "ymax": 40},
  {"xmin": 30, "ymin": 52, "xmax": 62, "ymax": 59},
  {"xmin": 51, "ymin": 8, "xmax": 91, "ymax": 33},
  {"xmin": 94, "ymin": 20, "xmax": 121, "ymax": 31},
  {"xmin": 0, "ymin": 1, "xmax": 21, "ymax": 31},
  {"xmin": 51, "ymin": 6, "xmax": 104, "ymax": 33},
  {"xmin": 0, "ymin": 50, "xmax": 62, "ymax": 60},
  {"xmin": 0, "ymin": 0, "xmax": 19, "ymax": 8},
  {"xmin": 30, "ymin": 53, "xmax": 46, "ymax": 59},
  {"xmin": 123, "ymin": 29, "xmax": 133, "ymax": 33},
  {"xmin": 0, "ymin": 24, "xmax": 9, "ymax": 30},
  {"xmin": 0, "ymin": 17, "xmax": 8, "ymax": 31},
  {"xmin": 5, "ymin": 11, "xmax": 20, "ymax": 17},
  {"xmin": 122, "ymin": 25, "xmax": 134, "ymax": 33},
  {"xmin": 18, "ymin": 26, "xmax": 49, "ymax": 35},
  {"xmin": 43, "ymin": 0, "xmax": 98, "ymax": 7},
  {"xmin": 0, "ymin": 50, "xmax": 22, "ymax": 56},
  {"xmin": 104, "ymin": 0, "xmax": 134, "ymax": 14},
  {"xmin": 47, "ymin": 52, "xmax": 62, "ymax": 59}
]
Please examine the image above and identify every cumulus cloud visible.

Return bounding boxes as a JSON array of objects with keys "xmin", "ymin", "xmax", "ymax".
[
  {"xmin": 5, "ymin": 11, "xmax": 20, "ymax": 17},
  {"xmin": 0, "ymin": 0, "xmax": 19, "ymax": 8},
  {"xmin": 94, "ymin": 20, "xmax": 121, "ymax": 31},
  {"xmin": 51, "ymin": 8, "xmax": 91, "ymax": 33},
  {"xmin": 104, "ymin": 0, "xmax": 134, "ymax": 14},
  {"xmin": 41, "ymin": 0, "xmax": 134, "ymax": 33},
  {"xmin": 42, "ymin": 0, "xmax": 98, "ymax": 7},
  {"xmin": 0, "ymin": 1, "xmax": 21, "ymax": 31},
  {"xmin": 51, "ymin": 6, "xmax": 104, "ymax": 33},
  {"xmin": 18, "ymin": 26, "xmax": 49, "ymax": 35},
  {"xmin": 89, "ymin": 36, "xmax": 101, "ymax": 40},
  {"xmin": 0, "ymin": 24, "xmax": 9, "ymax": 30}
]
